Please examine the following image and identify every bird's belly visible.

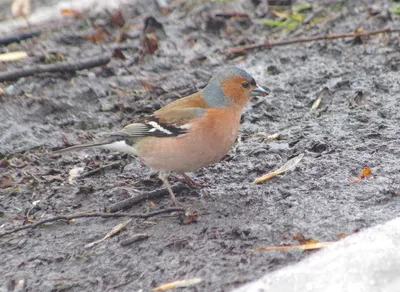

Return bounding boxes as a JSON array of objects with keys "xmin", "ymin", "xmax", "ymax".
[{"xmin": 136, "ymin": 126, "xmax": 238, "ymax": 173}]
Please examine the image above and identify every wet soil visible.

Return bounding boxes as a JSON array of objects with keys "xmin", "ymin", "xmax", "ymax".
[{"xmin": 1, "ymin": 0, "xmax": 400, "ymax": 291}]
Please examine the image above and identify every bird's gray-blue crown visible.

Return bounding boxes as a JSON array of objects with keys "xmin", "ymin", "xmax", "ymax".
[
  {"xmin": 200, "ymin": 67, "xmax": 256, "ymax": 108},
  {"xmin": 211, "ymin": 67, "xmax": 256, "ymax": 86}
]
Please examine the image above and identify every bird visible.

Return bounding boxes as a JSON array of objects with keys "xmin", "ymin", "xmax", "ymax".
[{"xmin": 54, "ymin": 67, "xmax": 269, "ymax": 204}]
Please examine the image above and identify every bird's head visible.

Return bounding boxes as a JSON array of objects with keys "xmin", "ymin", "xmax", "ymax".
[{"xmin": 201, "ymin": 67, "xmax": 269, "ymax": 109}]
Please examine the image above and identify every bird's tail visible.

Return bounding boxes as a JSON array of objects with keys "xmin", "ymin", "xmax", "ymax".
[
  {"xmin": 53, "ymin": 137, "xmax": 137, "ymax": 156},
  {"xmin": 53, "ymin": 141, "xmax": 110, "ymax": 154}
]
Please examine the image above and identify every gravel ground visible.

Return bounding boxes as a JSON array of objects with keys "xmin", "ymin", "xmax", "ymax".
[{"xmin": 1, "ymin": 0, "xmax": 400, "ymax": 291}]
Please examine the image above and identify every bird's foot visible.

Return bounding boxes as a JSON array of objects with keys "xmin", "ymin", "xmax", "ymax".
[{"xmin": 172, "ymin": 173, "xmax": 208, "ymax": 188}]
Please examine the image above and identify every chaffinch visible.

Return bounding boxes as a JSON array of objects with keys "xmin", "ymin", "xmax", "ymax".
[{"xmin": 55, "ymin": 67, "xmax": 268, "ymax": 204}]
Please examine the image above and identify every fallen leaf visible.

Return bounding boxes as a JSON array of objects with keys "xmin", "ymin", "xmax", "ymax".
[
  {"xmin": 146, "ymin": 200, "xmax": 156, "ymax": 207},
  {"xmin": 114, "ymin": 31, "xmax": 127, "ymax": 43},
  {"xmin": 0, "ymin": 51, "xmax": 28, "ymax": 62},
  {"xmin": 9, "ymin": 279, "xmax": 25, "ymax": 291},
  {"xmin": 85, "ymin": 29, "xmax": 108, "ymax": 43},
  {"xmin": 292, "ymin": 232, "xmax": 318, "ymax": 245},
  {"xmin": 272, "ymin": 10, "xmax": 290, "ymax": 19},
  {"xmin": 0, "ymin": 160, "xmax": 10, "ymax": 168},
  {"xmin": 249, "ymin": 241, "xmax": 333, "ymax": 252},
  {"xmin": 311, "ymin": 96, "xmax": 322, "ymax": 109},
  {"xmin": 180, "ymin": 211, "xmax": 199, "ymax": 225},
  {"xmin": 42, "ymin": 174, "xmax": 64, "ymax": 182},
  {"xmin": 359, "ymin": 165, "xmax": 373, "ymax": 179},
  {"xmin": 354, "ymin": 27, "xmax": 364, "ymax": 34},
  {"xmin": 267, "ymin": 133, "xmax": 280, "ymax": 140},
  {"xmin": 109, "ymin": 10, "xmax": 125, "ymax": 28},
  {"xmin": 60, "ymin": 8, "xmax": 83, "ymax": 18},
  {"xmin": 156, "ymin": 0, "xmax": 170, "ymax": 14},
  {"xmin": 254, "ymin": 153, "xmax": 304, "ymax": 184},
  {"xmin": 85, "ymin": 218, "xmax": 132, "ymax": 248},
  {"xmin": 153, "ymin": 278, "xmax": 203, "ymax": 291},
  {"xmin": 142, "ymin": 35, "xmax": 159, "ymax": 55},
  {"xmin": 112, "ymin": 48, "xmax": 126, "ymax": 60},
  {"xmin": 214, "ymin": 11, "xmax": 250, "ymax": 19},
  {"xmin": 68, "ymin": 167, "xmax": 85, "ymax": 184},
  {"xmin": 11, "ymin": 0, "xmax": 30, "ymax": 19},
  {"xmin": 349, "ymin": 90, "xmax": 363, "ymax": 107},
  {"xmin": 9, "ymin": 158, "xmax": 27, "ymax": 168},
  {"xmin": 348, "ymin": 165, "xmax": 374, "ymax": 184},
  {"xmin": 0, "ymin": 175, "xmax": 15, "ymax": 189}
]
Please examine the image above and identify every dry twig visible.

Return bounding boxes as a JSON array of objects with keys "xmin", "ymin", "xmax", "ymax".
[
  {"xmin": 0, "ymin": 207, "xmax": 184, "ymax": 238},
  {"xmin": 0, "ymin": 29, "xmax": 40, "ymax": 45},
  {"xmin": 222, "ymin": 27, "xmax": 400, "ymax": 55},
  {"xmin": 106, "ymin": 183, "xmax": 187, "ymax": 213},
  {"xmin": 249, "ymin": 241, "xmax": 333, "ymax": 252},
  {"xmin": 79, "ymin": 162, "xmax": 121, "ymax": 178},
  {"xmin": 0, "ymin": 53, "xmax": 111, "ymax": 82}
]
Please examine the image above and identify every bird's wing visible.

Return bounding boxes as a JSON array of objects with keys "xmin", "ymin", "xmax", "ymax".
[
  {"xmin": 53, "ymin": 93, "xmax": 207, "ymax": 155},
  {"xmin": 154, "ymin": 91, "xmax": 207, "ymax": 117},
  {"xmin": 121, "ymin": 107, "xmax": 206, "ymax": 138}
]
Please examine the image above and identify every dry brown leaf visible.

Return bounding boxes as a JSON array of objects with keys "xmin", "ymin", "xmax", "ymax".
[
  {"xmin": 0, "ymin": 175, "xmax": 15, "ymax": 189},
  {"xmin": 254, "ymin": 153, "xmax": 304, "ymax": 184},
  {"xmin": 112, "ymin": 48, "xmax": 126, "ymax": 60},
  {"xmin": 180, "ymin": 211, "xmax": 199, "ymax": 225},
  {"xmin": 153, "ymin": 278, "xmax": 203, "ymax": 291},
  {"xmin": 292, "ymin": 232, "xmax": 318, "ymax": 245},
  {"xmin": 9, "ymin": 158, "xmax": 27, "ymax": 168},
  {"xmin": 249, "ymin": 241, "xmax": 333, "ymax": 252},
  {"xmin": 142, "ymin": 35, "xmax": 159, "ymax": 55},
  {"xmin": 354, "ymin": 27, "xmax": 364, "ymax": 34},
  {"xmin": 109, "ymin": 10, "xmax": 125, "ymax": 28},
  {"xmin": 0, "ymin": 160, "xmax": 10, "ymax": 168},
  {"xmin": 359, "ymin": 165, "xmax": 373, "ymax": 179},
  {"xmin": 85, "ymin": 29, "xmax": 108, "ymax": 43},
  {"xmin": 349, "ymin": 165, "xmax": 374, "ymax": 184},
  {"xmin": 155, "ymin": 0, "xmax": 169, "ymax": 14},
  {"xmin": 146, "ymin": 200, "xmax": 156, "ymax": 207},
  {"xmin": 60, "ymin": 8, "xmax": 83, "ymax": 18}
]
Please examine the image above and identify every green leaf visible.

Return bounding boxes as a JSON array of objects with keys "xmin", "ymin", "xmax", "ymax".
[
  {"xmin": 392, "ymin": 5, "xmax": 400, "ymax": 15},
  {"xmin": 293, "ymin": 2, "xmax": 313, "ymax": 13},
  {"xmin": 331, "ymin": 1, "xmax": 344, "ymax": 11}
]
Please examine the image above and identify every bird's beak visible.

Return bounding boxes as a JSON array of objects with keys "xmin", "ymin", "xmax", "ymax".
[{"xmin": 251, "ymin": 84, "xmax": 269, "ymax": 97}]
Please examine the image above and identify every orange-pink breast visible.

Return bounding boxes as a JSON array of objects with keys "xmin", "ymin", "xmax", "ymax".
[{"xmin": 135, "ymin": 108, "xmax": 241, "ymax": 173}]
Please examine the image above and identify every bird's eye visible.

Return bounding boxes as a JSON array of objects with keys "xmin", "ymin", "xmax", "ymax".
[{"xmin": 242, "ymin": 82, "xmax": 249, "ymax": 88}]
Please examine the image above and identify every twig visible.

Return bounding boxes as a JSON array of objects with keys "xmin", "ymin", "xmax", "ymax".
[
  {"xmin": 106, "ymin": 183, "xmax": 187, "ymax": 213},
  {"xmin": 120, "ymin": 233, "xmax": 149, "ymax": 246},
  {"xmin": 79, "ymin": 162, "xmax": 121, "ymax": 178},
  {"xmin": 0, "ymin": 207, "xmax": 184, "ymax": 238},
  {"xmin": 0, "ymin": 29, "xmax": 41, "ymax": 45},
  {"xmin": 222, "ymin": 27, "xmax": 400, "ymax": 55},
  {"xmin": 0, "ymin": 53, "xmax": 112, "ymax": 82}
]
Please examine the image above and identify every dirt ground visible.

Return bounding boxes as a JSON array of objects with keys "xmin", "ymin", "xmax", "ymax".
[{"xmin": 1, "ymin": 0, "xmax": 400, "ymax": 291}]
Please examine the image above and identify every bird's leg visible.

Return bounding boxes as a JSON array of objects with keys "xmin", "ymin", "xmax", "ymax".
[
  {"xmin": 181, "ymin": 173, "xmax": 208, "ymax": 188},
  {"xmin": 158, "ymin": 171, "xmax": 177, "ymax": 204}
]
